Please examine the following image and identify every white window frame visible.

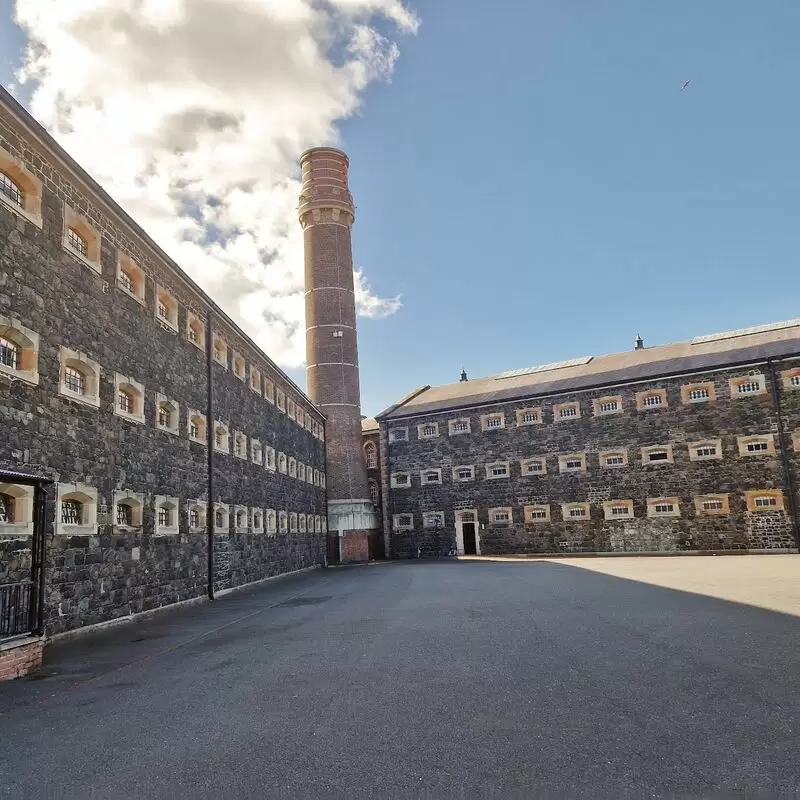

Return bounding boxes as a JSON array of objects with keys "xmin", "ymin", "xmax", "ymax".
[
  {"xmin": 390, "ymin": 472, "xmax": 411, "ymax": 489},
  {"xmin": 422, "ymin": 511, "xmax": 445, "ymax": 529},
  {"xmin": 364, "ymin": 441, "xmax": 378, "ymax": 468},
  {"xmin": 186, "ymin": 312, "xmax": 206, "ymax": 351},
  {"xmin": 520, "ymin": 458, "xmax": 547, "ymax": 476},
  {"xmin": 647, "ymin": 498, "xmax": 681, "ymax": 518},
  {"xmin": 448, "ymin": 418, "xmax": 472, "ymax": 436},
  {"xmin": 485, "ymin": 461, "xmax": 510, "ymax": 480},
  {"xmin": 452, "ymin": 465, "xmax": 475, "ymax": 482},
  {"xmin": 420, "ymin": 468, "xmax": 443, "ymax": 486},
  {"xmin": 481, "ymin": 413, "xmax": 506, "ymax": 432},
  {"xmin": 266, "ymin": 509, "xmax": 277, "ymax": 536},
  {"xmin": 188, "ymin": 410, "xmax": 207, "ymax": 445},
  {"xmin": 59, "ymin": 347, "xmax": 101, "ymax": 408},
  {"xmin": 602, "ymin": 500, "xmax": 634, "ymax": 520},
  {"xmin": 0, "ymin": 315, "xmax": 40, "ymax": 386}
]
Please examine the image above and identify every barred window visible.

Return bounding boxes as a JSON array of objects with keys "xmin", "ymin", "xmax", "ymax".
[
  {"xmin": 0, "ymin": 337, "xmax": 19, "ymax": 370},
  {"xmin": 689, "ymin": 388, "xmax": 710, "ymax": 401},
  {"xmin": 486, "ymin": 416, "xmax": 503, "ymax": 429},
  {"xmin": 560, "ymin": 405, "xmax": 578, "ymax": 418},
  {"xmin": 116, "ymin": 503, "xmax": 132, "ymax": 526},
  {"xmin": 455, "ymin": 467, "xmax": 474, "ymax": 481},
  {"xmin": 754, "ymin": 496, "xmax": 777, "ymax": 508},
  {"xmin": 119, "ymin": 270, "xmax": 134, "ymax": 293},
  {"xmin": 452, "ymin": 420, "xmax": 470, "ymax": 433},
  {"xmin": 189, "ymin": 509, "xmax": 200, "ymax": 528},
  {"xmin": 642, "ymin": 394, "xmax": 662, "ymax": 407},
  {"xmin": 610, "ymin": 505, "xmax": 629, "ymax": 517},
  {"xmin": 702, "ymin": 499, "xmax": 724, "ymax": 512},
  {"xmin": 64, "ymin": 366, "xmax": 85, "ymax": 395},
  {"xmin": 67, "ymin": 227, "xmax": 88, "ymax": 257},
  {"xmin": 521, "ymin": 411, "xmax": 539, "ymax": 424},
  {"xmin": 489, "ymin": 464, "xmax": 509, "ymax": 477},
  {"xmin": 654, "ymin": 503, "xmax": 674, "ymax": 514},
  {"xmin": 746, "ymin": 441, "xmax": 769, "ymax": 453},
  {"xmin": 528, "ymin": 508, "xmax": 548, "ymax": 520},
  {"xmin": 157, "ymin": 299, "xmax": 170, "ymax": 321},
  {"xmin": 0, "ymin": 493, "xmax": 14, "ymax": 523},
  {"xmin": 215, "ymin": 509, "xmax": 225, "ymax": 528},
  {"xmin": 565, "ymin": 459, "xmax": 583, "ymax": 470},
  {"xmin": 568, "ymin": 507, "xmax": 587, "ymax": 518},
  {"xmin": 605, "ymin": 454, "xmax": 625, "ymax": 466},
  {"xmin": 738, "ymin": 381, "xmax": 761, "ymax": 395},
  {"xmin": 492, "ymin": 511, "xmax": 510, "ymax": 523},
  {"xmin": 158, "ymin": 404, "xmax": 172, "ymax": 428},
  {"xmin": 118, "ymin": 390, "xmax": 133, "ymax": 414},
  {"xmin": 695, "ymin": 445, "xmax": 717, "ymax": 458},
  {"xmin": 158, "ymin": 507, "xmax": 172, "ymax": 527},
  {"xmin": 522, "ymin": 460, "xmax": 544, "ymax": 474},
  {"xmin": 792, "ymin": 375, "xmax": 800, "ymax": 387},
  {"xmin": 647, "ymin": 450, "xmax": 669, "ymax": 462},
  {"xmin": 421, "ymin": 424, "xmax": 437, "ymax": 438},
  {"xmin": 61, "ymin": 500, "xmax": 82, "ymax": 525},
  {"xmin": 0, "ymin": 170, "xmax": 23, "ymax": 206},
  {"xmin": 599, "ymin": 401, "xmax": 619, "ymax": 413}
]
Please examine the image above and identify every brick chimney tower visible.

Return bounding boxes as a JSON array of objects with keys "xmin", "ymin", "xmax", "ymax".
[{"xmin": 299, "ymin": 147, "xmax": 378, "ymax": 563}]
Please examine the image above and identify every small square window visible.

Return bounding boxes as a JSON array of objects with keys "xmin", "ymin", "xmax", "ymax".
[
  {"xmin": 391, "ymin": 472, "xmax": 411, "ymax": 488},
  {"xmin": 554, "ymin": 402, "xmax": 580, "ymax": 421},
  {"xmin": 389, "ymin": 428, "xmax": 408, "ymax": 443},
  {"xmin": 486, "ymin": 462, "xmax": 510, "ymax": 479},
  {"xmin": 636, "ymin": 389, "xmax": 668, "ymax": 410},
  {"xmin": 516, "ymin": 408, "xmax": 542, "ymax": 426},
  {"xmin": 521, "ymin": 458, "xmax": 546, "ymax": 475},
  {"xmin": 593, "ymin": 396, "xmax": 623, "ymax": 416},
  {"xmin": 525, "ymin": 505, "xmax": 550, "ymax": 522},
  {"xmin": 418, "ymin": 423, "xmax": 439, "ymax": 439},
  {"xmin": 730, "ymin": 375, "xmax": 766, "ymax": 397},
  {"xmin": 453, "ymin": 466, "xmax": 475, "ymax": 482},
  {"xmin": 421, "ymin": 469, "xmax": 442, "ymax": 485},
  {"xmin": 559, "ymin": 454, "xmax": 586, "ymax": 473},
  {"xmin": 449, "ymin": 418, "xmax": 471, "ymax": 435}
]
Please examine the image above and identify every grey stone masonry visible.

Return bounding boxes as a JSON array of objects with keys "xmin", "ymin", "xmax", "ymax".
[
  {"xmin": 381, "ymin": 363, "xmax": 800, "ymax": 557},
  {"xmin": 0, "ymin": 89, "xmax": 327, "ymax": 635}
]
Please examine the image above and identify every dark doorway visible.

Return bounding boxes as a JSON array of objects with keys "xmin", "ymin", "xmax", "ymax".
[{"xmin": 462, "ymin": 523, "xmax": 477, "ymax": 555}]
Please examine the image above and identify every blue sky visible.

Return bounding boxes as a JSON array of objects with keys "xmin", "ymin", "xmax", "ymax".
[{"xmin": 3, "ymin": 1, "xmax": 800, "ymax": 416}]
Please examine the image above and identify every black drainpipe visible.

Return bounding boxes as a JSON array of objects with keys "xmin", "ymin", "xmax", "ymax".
[
  {"xmin": 767, "ymin": 358, "xmax": 800, "ymax": 549},
  {"xmin": 206, "ymin": 311, "xmax": 215, "ymax": 600}
]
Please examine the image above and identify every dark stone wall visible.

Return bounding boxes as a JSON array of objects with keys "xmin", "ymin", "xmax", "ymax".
[
  {"xmin": 0, "ymin": 102, "xmax": 326, "ymax": 635},
  {"xmin": 384, "ymin": 364, "xmax": 800, "ymax": 557}
]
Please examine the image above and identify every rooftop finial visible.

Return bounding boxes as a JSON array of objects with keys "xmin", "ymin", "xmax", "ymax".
[
  {"xmin": 635, "ymin": 334, "xmax": 644, "ymax": 351},
  {"xmin": 460, "ymin": 368, "xmax": 468, "ymax": 382}
]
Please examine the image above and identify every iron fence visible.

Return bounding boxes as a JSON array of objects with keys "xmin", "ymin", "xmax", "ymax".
[{"xmin": 0, "ymin": 580, "xmax": 34, "ymax": 639}]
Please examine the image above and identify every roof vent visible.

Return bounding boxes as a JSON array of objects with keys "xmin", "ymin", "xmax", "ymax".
[
  {"xmin": 635, "ymin": 334, "xmax": 644, "ymax": 351},
  {"xmin": 460, "ymin": 368, "xmax": 468, "ymax": 382}
]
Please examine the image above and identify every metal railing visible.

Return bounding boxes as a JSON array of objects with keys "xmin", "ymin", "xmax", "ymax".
[{"xmin": 0, "ymin": 581, "xmax": 34, "ymax": 639}]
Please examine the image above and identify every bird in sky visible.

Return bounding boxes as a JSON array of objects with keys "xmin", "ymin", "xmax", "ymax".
[{"xmin": 681, "ymin": 80, "xmax": 691, "ymax": 90}]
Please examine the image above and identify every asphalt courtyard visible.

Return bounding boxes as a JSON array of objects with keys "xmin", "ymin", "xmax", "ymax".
[{"xmin": 1, "ymin": 556, "xmax": 799, "ymax": 798}]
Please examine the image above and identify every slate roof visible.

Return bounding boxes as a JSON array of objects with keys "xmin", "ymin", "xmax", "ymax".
[
  {"xmin": 361, "ymin": 417, "xmax": 379, "ymax": 434},
  {"xmin": 377, "ymin": 321, "xmax": 800, "ymax": 420}
]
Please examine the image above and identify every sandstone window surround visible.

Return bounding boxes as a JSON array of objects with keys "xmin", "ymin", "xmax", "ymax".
[
  {"xmin": 421, "ymin": 511, "xmax": 445, "ymax": 529},
  {"xmin": 420, "ymin": 468, "xmax": 443, "ymax": 486},
  {"xmin": 252, "ymin": 508, "xmax": 264, "ymax": 534},
  {"xmin": 233, "ymin": 431, "xmax": 248, "ymax": 460},
  {"xmin": 154, "ymin": 496, "xmax": 179, "ymax": 535},
  {"xmin": 59, "ymin": 346, "xmax": 101, "ymax": 408},
  {"xmin": 730, "ymin": 374, "xmax": 767, "ymax": 398},
  {"xmin": 55, "ymin": 483, "xmax": 98, "ymax": 536},
  {"xmin": 279, "ymin": 511, "xmax": 288, "ymax": 534},
  {"xmin": 524, "ymin": 504, "xmax": 550, "ymax": 523},
  {"xmin": 187, "ymin": 501, "xmax": 207, "ymax": 532},
  {"xmin": 212, "ymin": 335, "xmax": 228, "ymax": 368},
  {"xmin": 452, "ymin": 465, "xmax": 475, "ymax": 482},
  {"xmin": 593, "ymin": 396, "xmax": 623, "ymax": 416},
  {"xmin": 266, "ymin": 509, "xmax": 277, "ymax": 536},
  {"xmin": 289, "ymin": 512, "xmax": 298, "ymax": 534},
  {"xmin": 0, "ymin": 483, "xmax": 34, "ymax": 536},
  {"xmin": 298, "ymin": 463, "xmax": 305, "ymax": 482},
  {"xmin": 288, "ymin": 457, "xmax": 297, "ymax": 479},
  {"xmin": 390, "ymin": 472, "xmax": 411, "ymax": 489},
  {"xmin": 251, "ymin": 439, "xmax": 263, "ymax": 466},
  {"xmin": 641, "ymin": 444, "xmax": 674, "ymax": 465},
  {"xmin": 0, "ymin": 316, "xmax": 39, "ymax": 385},
  {"xmin": 278, "ymin": 452, "xmax": 287, "ymax": 474},
  {"xmin": 287, "ymin": 397, "xmax": 296, "ymax": 420},
  {"xmin": 234, "ymin": 505, "xmax": 249, "ymax": 534},
  {"xmin": 214, "ymin": 503, "xmax": 230, "ymax": 532},
  {"xmin": 116, "ymin": 254, "xmax": 146, "ymax": 304},
  {"xmin": 304, "ymin": 411, "xmax": 314, "ymax": 432},
  {"xmin": 313, "ymin": 467, "xmax": 320, "ymax": 486},
  {"xmin": 155, "ymin": 394, "xmax": 180, "ymax": 436},
  {"xmin": 694, "ymin": 494, "xmax": 730, "ymax": 516},
  {"xmin": 264, "ymin": 378, "xmax": 274, "ymax": 403},
  {"xmin": 521, "ymin": 457, "xmax": 547, "ymax": 476},
  {"xmin": 155, "ymin": 286, "xmax": 179, "ymax": 333},
  {"xmin": 780, "ymin": 368, "xmax": 800, "ymax": 390},
  {"xmin": 481, "ymin": 412, "xmax": 505, "ymax": 432},
  {"xmin": 214, "ymin": 422, "xmax": 230, "ymax": 454},
  {"xmin": 688, "ymin": 438, "xmax": 723, "ymax": 462},
  {"xmin": 389, "ymin": 427, "xmax": 408, "ymax": 443},
  {"xmin": 299, "ymin": 514, "xmax": 307, "ymax": 534},
  {"xmin": 485, "ymin": 461, "xmax": 510, "ymax": 480},
  {"xmin": 187, "ymin": 313, "xmax": 206, "ymax": 351},
  {"xmin": 562, "ymin": 502, "xmax": 590, "ymax": 521},
  {"xmin": 681, "ymin": 381, "xmax": 716, "ymax": 404},
  {"xmin": 489, "ymin": 507, "xmax": 513, "ymax": 525},
  {"xmin": 554, "ymin": 402, "xmax": 580, "ymax": 421},
  {"xmin": 113, "ymin": 490, "xmax": 144, "ymax": 530},
  {"xmin": 0, "ymin": 149, "xmax": 43, "ymax": 227},
  {"xmin": 602, "ymin": 500, "xmax": 634, "ymax": 520},
  {"xmin": 266, "ymin": 447, "xmax": 277, "ymax": 471},
  {"xmin": 393, "ymin": 513, "xmax": 414, "ymax": 531},
  {"xmin": 448, "ymin": 418, "xmax": 472, "ymax": 436},
  {"xmin": 114, "ymin": 374, "xmax": 146, "ymax": 425},
  {"xmin": 188, "ymin": 410, "xmax": 207, "ymax": 444},
  {"xmin": 558, "ymin": 453, "xmax": 587, "ymax": 474},
  {"xmin": 635, "ymin": 388, "xmax": 668, "ymax": 411},
  {"xmin": 364, "ymin": 441, "xmax": 378, "ymax": 468},
  {"xmin": 600, "ymin": 449, "xmax": 628, "ymax": 468},
  {"xmin": 369, "ymin": 479, "xmax": 379, "ymax": 505},
  {"xmin": 516, "ymin": 407, "xmax": 542, "ymax": 426},
  {"xmin": 249, "ymin": 366, "xmax": 262, "ymax": 394},
  {"xmin": 744, "ymin": 489, "xmax": 784, "ymax": 512},
  {"xmin": 417, "ymin": 422, "xmax": 439, "ymax": 439},
  {"xmin": 737, "ymin": 435, "xmax": 775, "ymax": 457},
  {"xmin": 276, "ymin": 389, "xmax": 286, "ymax": 413},
  {"xmin": 231, "ymin": 352, "xmax": 246, "ymax": 381},
  {"xmin": 62, "ymin": 205, "xmax": 101, "ymax": 273},
  {"xmin": 646, "ymin": 497, "xmax": 681, "ymax": 518}
]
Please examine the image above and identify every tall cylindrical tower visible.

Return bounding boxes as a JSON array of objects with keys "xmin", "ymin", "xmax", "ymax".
[{"xmin": 299, "ymin": 147, "xmax": 378, "ymax": 563}]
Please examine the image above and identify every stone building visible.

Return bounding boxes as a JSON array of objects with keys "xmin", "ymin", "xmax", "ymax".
[
  {"xmin": 374, "ymin": 326, "xmax": 800, "ymax": 557},
  {"xmin": 0, "ymin": 86, "xmax": 328, "ymax": 642}
]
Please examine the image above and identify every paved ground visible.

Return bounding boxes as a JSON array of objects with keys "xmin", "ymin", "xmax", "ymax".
[{"xmin": 1, "ymin": 556, "xmax": 799, "ymax": 798}]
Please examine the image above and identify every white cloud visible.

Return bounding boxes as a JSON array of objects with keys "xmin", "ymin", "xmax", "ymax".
[{"xmin": 13, "ymin": 0, "xmax": 414, "ymax": 368}]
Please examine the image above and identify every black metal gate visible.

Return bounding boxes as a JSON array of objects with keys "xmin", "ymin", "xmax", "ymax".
[{"xmin": 0, "ymin": 469, "xmax": 51, "ymax": 640}]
